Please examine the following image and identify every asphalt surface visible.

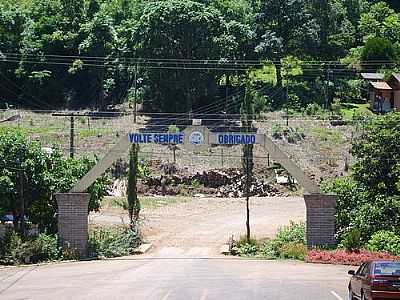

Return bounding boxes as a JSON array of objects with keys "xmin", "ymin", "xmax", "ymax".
[{"xmin": 0, "ymin": 248, "xmax": 352, "ymax": 300}]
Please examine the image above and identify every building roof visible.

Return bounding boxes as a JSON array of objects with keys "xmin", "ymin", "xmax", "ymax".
[
  {"xmin": 370, "ymin": 81, "xmax": 393, "ymax": 90},
  {"xmin": 361, "ymin": 73, "xmax": 384, "ymax": 80},
  {"xmin": 391, "ymin": 74, "xmax": 400, "ymax": 83}
]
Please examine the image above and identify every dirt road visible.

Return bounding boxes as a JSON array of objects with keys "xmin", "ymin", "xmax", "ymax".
[{"xmin": 90, "ymin": 196, "xmax": 306, "ymax": 253}]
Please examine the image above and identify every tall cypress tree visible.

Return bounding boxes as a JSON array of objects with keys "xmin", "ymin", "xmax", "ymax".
[
  {"xmin": 241, "ymin": 83, "xmax": 255, "ymax": 242},
  {"xmin": 127, "ymin": 144, "xmax": 141, "ymax": 229}
]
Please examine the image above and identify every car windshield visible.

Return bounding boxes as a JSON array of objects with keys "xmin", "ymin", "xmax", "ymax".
[{"xmin": 374, "ymin": 262, "xmax": 400, "ymax": 275}]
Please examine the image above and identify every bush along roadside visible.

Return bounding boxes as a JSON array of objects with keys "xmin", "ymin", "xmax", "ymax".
[
  {"xmin": 0, "ymin": 225, "xmax": 142, "ymax": 265},
  {"xmin": 230, "ymin": 223, "xmax": 400, "ymax": 265},
  {"xmin": 305, "ymin": 229, "xmax": 400, "ymax": 266},
  {"xmin": 230, "ymin": 221, "xmax": 307, "ymax": 260},
  {"xmin": 88, "ymin": 225, "xmax": 141, "ymax": 258},
  {"xmin": 0, "ymin": 231, "xmax": 61, "ymax": 265}
]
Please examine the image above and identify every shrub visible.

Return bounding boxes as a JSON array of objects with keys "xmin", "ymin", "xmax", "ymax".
[
  {"xmin": 89, "ymin": 226, "xmax": 141, "ymax": 258},
  {"xmin": 27, "ymin": 234, "xmax": 60, "ymax": 263},
  {"xmin": 0, "ymin": 230, "xmax": 24, "ymax": 264},
  {"xmin": 0, "ymin": 232, "xmax": 60, "ymax": 265},
  {"xmin": 259, "ymin": 239, "xmax": 280, "ymax": 258},
  {"xmin": 304, "ymin": 103, "xmax": 326, "ymax": 118},
  {"xmin": 286, "ymin": 127, "xmax": 305, "ymax": 144},
  {"xmin": 168, "ymin": 124, "xmax": 180, "ymax": 133},
  {"xmin": 276, "ymin": 221, "xmax": 306, "ymax": 245},
  {"xmin": 191, "ymin": 179, "xmax": 201, "ymax": 189},
  {"xmin": 231, "ymin": 235, "xmax": 259, "ymax": 256},
  {"xmin": 231, "ymin": 222, "xmax": 306, "ymax": 260},
  {"xmin": 237, "ymin": 243, "xmax": 258, "ymax": 256},
  {"xmin": 341, "ymin": 228, "xmax": 362, "ymax": 252},
  {"xmin": 367, "ymin": 230, "xmax": 400, "ymax": 256},
  {"xmin": 271, "ymin": 122, "xmax": 283, "ymax": 139},
  {"xmin": 279, "ymin": 243, "xmax": 307, "ymax": 260}
]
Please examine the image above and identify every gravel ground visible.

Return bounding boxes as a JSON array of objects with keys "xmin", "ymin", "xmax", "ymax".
[{"xmin": 90, "ymin": 196, "xmax": 306, "ymax": 253}]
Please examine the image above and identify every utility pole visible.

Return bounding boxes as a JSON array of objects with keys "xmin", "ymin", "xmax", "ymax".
[
  {"xmin": 221, "ymin": 148, "xmax": 224, "ymax": 168},
  {"xmin": 285, "ymin": 79, "xmax": 289, "ymax": 127},
  {"xmin": 19, "ymin": 169, "xmax": 25, "ymax": 238},
  {"xmin": 53, "ymin": 112, "xmax": 89, "ymax": 158},
  {"xmin": 325, "ymin": 65, "xmax": 332, "ymax": 110}
]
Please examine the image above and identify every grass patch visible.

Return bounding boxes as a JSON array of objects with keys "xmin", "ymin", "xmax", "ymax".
[
  {"xmin": 78, "ymin": 128, "xmax": 113, "ymax": 138},
  {"xmin": 340, "ymin": 103, "xmax": 373, "ymax": 120},
  {"xmin": 311, "ymin": 127, "xmax": 343, "ymax": 144},
  {"xmin": 101, "ymin": 196, "xmax": 190, "ymax": 210}
]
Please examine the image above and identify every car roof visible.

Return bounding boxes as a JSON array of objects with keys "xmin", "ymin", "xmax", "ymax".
[{"xmin": 369, "ymin": 260, "xmax": 400, "ymax": 268}]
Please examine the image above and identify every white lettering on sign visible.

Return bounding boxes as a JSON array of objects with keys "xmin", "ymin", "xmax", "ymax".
[
  {"xmin": 216, "ymin": 133, "xmax": 257, "ymax": 145},
  {"xmin": 128, "ymin": 133, "xmax": 184, "ymax": 144}
]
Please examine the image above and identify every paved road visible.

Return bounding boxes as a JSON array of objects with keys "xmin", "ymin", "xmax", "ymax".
[{"xmin": 0, "ymin": 248, "xmax": 352, "ymax": 300}]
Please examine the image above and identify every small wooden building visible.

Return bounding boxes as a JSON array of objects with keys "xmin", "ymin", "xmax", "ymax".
[{"xmin": 366, "ymin": 74, "xmax": 400, "ymax": 113}]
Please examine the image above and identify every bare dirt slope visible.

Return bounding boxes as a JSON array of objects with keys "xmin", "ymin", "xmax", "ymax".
[{"xmin": 90, "ymin": 196, "xmax": 305, "ymax": 253}]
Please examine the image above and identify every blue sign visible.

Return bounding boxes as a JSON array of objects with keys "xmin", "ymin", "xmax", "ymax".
[
  {"xmin": 129, "ymin": 133, "xmax": 184, "ymax": 144},
  {"xmin": 217, "ymin": 133, "xmax": 256, "ymax": 145}
]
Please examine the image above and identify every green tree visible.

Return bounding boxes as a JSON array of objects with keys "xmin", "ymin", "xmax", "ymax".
[
  {"xmin": 127, "ymin": 143, "xmax": 140, "ymax": 228},
  {"xmin": 361, "ymin": 37, "xmax": 396, "ymax": 69},
  {"xmin": 352, "ymin": 113, "xmax": 400, "ymax": 197},
  {"xmin": 309, "ymin": 0, "xmax": 356, "ymax": 59},
  {"xmin": 129, "ymin": 0, "xmax": 250, "ymax": 112},
  {"xmin": 255, "ymin": 0, "xmax": 315, "ymax": 87},
  {"xmin": 359, "ymin": 2, "xmax": 400, "ymax": 43},
  {"xmin": 0, "ymin": 128, "xmax": 110, "ymax": 234},
  {"xmin": 323, "ymin": 113, "xmax": 400, "ymax": 241}
]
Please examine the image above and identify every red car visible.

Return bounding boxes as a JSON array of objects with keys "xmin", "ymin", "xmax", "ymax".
[{"xmin": 348, "ymin": 260, "xmax": 400, "ymax": 300}]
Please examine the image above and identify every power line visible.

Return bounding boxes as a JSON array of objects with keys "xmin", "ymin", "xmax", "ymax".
[{"xmin": 3, "ymin": 52, "xmax": 400, "ymax": 64}]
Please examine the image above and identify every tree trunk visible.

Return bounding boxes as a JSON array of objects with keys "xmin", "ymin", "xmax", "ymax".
[
  {"xmin": 246, "ymin": 153, "xmax": 251, "ymax": 243},
  {"xmin": 275, "ymin": 61, "xmax": 283, "ymax": 88}
]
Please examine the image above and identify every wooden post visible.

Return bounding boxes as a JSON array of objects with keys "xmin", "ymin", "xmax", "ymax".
[
  {"xmin": 221, "ymin": 148, "xmax": 224, "ymax": 168},
  {"xmin": 70, "ymin": 115, "xmax": 75, "ymax": 158},
  {"xmin": 19, "ymin": 170, "xmax": 25, "ymax": 238},
  {"xmin": 245, "ymin": 151, "xmax": 251, "ymax": 242}
]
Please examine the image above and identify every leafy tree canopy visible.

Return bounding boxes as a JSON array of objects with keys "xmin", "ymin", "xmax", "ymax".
[
  {"xmin": 0, "ymin": 128, "xmax": 110, "ymax": 233},
  {"xmin": 323, "ymin": 113, "xmax": 400, "ymax": 241}
]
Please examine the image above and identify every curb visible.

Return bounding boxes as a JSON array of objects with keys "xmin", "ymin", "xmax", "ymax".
[
  {"xmin": 220, "ymin": 244, "xmax": 230, "ymax": 255},
  {"xmin": 133, "ymin": 243, "xmax": 153, "ymax": 254}
]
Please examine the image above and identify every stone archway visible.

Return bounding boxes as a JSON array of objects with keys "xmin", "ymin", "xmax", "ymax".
[{"xmin": 56, "ymin": 127, "xmax": 336, "ymax": 257}]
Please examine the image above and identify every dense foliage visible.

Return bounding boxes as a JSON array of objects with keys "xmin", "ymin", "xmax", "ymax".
[
  {"xmin": 0, "ymin": 128, "xmax": 110, "ymax": 233},
  {"xmin": 0, "ymin": 231, "xmax": 60, "ymax": 264},
  {"xmin": 1, "ymin": 0, "xmax": 400, "ymax": 112},
  {"xmin": 232, "ymin": 221, "xmax": 307, "ymax": 260},
  {"xmin": 88, "ymin": 225, "xmax": 141, "ymax": 258},
  {"xmin": 367, "ymin": 230, "xmax": 400, "ymax": 256},
  {"xmin": 323, "ymin": 113, "xmax": 400, "ymax": 242}
]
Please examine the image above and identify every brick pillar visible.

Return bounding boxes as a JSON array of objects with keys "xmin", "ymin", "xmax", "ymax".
[
  {"xmin": 56, "ymin": 193, "xmax": 90, "ymax": 258},
  {"xmin": 304, "ymin": 193, "xmax": 336, "ymax": 248}
]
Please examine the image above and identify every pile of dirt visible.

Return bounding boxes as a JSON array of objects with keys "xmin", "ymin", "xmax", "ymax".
[{"xmin": 142, "ymin": 168, "xmax": 285, "ymax": 198}]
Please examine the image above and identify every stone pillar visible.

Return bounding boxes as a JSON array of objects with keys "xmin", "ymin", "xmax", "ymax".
[
  {"xmin": 56, "ymin": 193, "xmax": 90, "ymax": 258},
  {"xmin": 304, "ymin": 193, "xmax": 336, "ymax": 248}
]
